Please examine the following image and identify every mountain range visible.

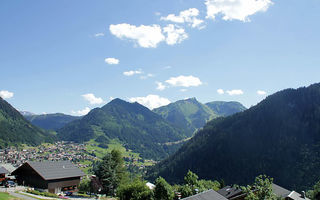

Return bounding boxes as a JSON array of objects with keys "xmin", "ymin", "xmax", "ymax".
[
  {"xmin": 0, "ymin": 97, "xmax": 56, "ymax": 148},
  {"xmin": 147, "ymin": 83, "xmax": 320, "ymax": 191},
  {"xmin": 23, "ymin": 113, "xmax": 81, "ymax": 131}
]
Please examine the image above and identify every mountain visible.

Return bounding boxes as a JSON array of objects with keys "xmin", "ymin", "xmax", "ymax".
[
  {"xmin": 24, "ymin": 113, "xmax": 81, "ymax": 130},
  {"xmin": 0, "ymin": 97, "xmax": 56, "ymax": 148},
  {"xmin": 147, "ymin": 83, "xmax": 320, "ymax": 191},
  {"xmin": 20, "ymin": 111, "xmax": 35, "ymax": 116},
  {"xmin": 57, "ymin": 98, "xmax": 186, "ymax": 160},
  {"xmin": 153, "ymin": 98, "xmax": 217, "ymax": 136},
  {"xmin": 205, "ymin": 101, "xmax": 246, "ymax": 117}
]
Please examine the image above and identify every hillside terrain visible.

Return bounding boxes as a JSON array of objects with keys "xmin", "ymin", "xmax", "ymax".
[
  {"xmin": 57, "ymin": 98, "xmax": 186, "ymax": 160},
  {"xmin": 147, "ymin": 83, "xmax": 320, "ymax": 191},
  {"xmin": 24, "ymin": 113, "xmax": 81, "ymax": 130},
  {"xmin": 205, "ymin": 101, "xmax": 246, "ymax": 117},
  {"xmin": 153, "ymin": 98, "xmax": 245, "ymax": 136},
  {"xmin": 0, "ymin": 97, "xmax": 56, "ymax": 148}
]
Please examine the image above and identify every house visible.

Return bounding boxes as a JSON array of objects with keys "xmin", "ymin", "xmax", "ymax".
[
  {"xmin": 0, "ymin": 166, "xmax": 9, "ymax": 183},
  {"xmin": 217, "ymin": 186, "xmax": 245, "ymax": 200},
  {"xmin": 272, "ymin": 184, "xmax": 310, "ymax": 200},
  {"xmin": 12, "ymin": 161, "xmax": 85, "ymax": 193},
  {"xmin": 181, "ymin": 189, "xmax": 228, "ymax": 200}
]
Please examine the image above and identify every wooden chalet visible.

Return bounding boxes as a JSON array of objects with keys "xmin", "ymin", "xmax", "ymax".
[
  {"xmin": 12, "ymin": 161, "xmax": 85, "ymax": 193},
  {"xmin": 181, "ymin": 189, "xmax": 228, "ymax": 200}
]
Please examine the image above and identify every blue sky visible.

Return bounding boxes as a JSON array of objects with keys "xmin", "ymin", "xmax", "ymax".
[{"xmin": 1, "ymin": 0, "xmax": 320, "ymax": 115}]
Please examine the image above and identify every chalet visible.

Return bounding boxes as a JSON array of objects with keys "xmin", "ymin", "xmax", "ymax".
[
  {"xmin": 0, "ymin": 166, "xmax": 9, "ymax": 183},
  {"xmin": 218, "ymin": 186, "xmax": 245, "ymax": 200},
  {"xmin": 181, "ymin": 189, "xmax": 228, "ymax": 200},
  {"xmin": 12, "ymin": 161, "xmax": 85, "ymax": 194}
]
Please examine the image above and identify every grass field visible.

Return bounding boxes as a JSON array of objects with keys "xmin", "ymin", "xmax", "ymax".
[{"xmin": 0, "ymin": 192, "xmax": 23, "ymax": 200}]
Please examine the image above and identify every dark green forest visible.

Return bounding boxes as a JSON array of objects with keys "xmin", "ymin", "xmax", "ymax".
[
  {"xmin": 147, "ymin": 83, "xmax": 320, "ymax": 191},
  {"xmin": 57, "ymin": 98, "xmax": 186, "ymax": 160},
  {"xmin": 24, "ymin": 113, "xmax": 81, "ymax": 130},
  {"xmin": 0, "ymin": 97, "xmax": 56, "ymax": 148}
]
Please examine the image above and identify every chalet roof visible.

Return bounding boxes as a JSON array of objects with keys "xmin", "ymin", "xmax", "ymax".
[
  {"xmin": 288, "ymin": 191, "xmax": 311, "ymax": 200},
  {"xmin": 182, "ymin": 189, "xmax": 228, "ymax": 200},
  {"xmin": 217, "ymin": 186, "xmax": 243, "ymax": 199},
  {"xmin": 272, "ymin": 183, "xmax": 291, "ymax": 198},
  {"xmin": 0, "ymin": 164, "xmax": 16, "ymax": 173},
  {"xmin": 0, "ymin": 166, "xmax": 9, "ymax": 174},
  {"xmin": 13, "ymin": 161, "xmax": 85, "ymax": 180}
]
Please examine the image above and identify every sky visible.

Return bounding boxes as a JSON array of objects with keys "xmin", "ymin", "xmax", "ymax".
[{"xmin": 1, "ymin": 0, "xmax": 320, "ymax": 115}]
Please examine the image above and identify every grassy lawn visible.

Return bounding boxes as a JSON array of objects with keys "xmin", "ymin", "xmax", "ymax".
[{"xmin": 0, "ymin": 192, "xmax": 23, "ymax": 200}]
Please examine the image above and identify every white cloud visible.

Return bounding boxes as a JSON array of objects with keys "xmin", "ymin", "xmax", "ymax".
[
  {"xmin": 129, "ymin": 95, "xmax": 171, "ymax": 110},
  {"xmin": 257, "ymin": 90, "xmax": 267, "ymax": 95},
  {"xmin": 109, "ymin": 23, "xmax": 165, "ymax": 48},
  {"xmin": 163, "ymin": 66, "xmax": 172, "ymax": 70},
  {"xmin": 123, "ymin": 70, "xmax": 143, "ymax": 76},
  {"xmin": 140, "ymin": 73, "xmax": 154, "ymax": 80},
  {"xmin": 161, "ymin": 8, "xmax": 204, "ymax": 28},
  {"xmin": 71, "ymin": 107, "xmax": 90, "ymax": 116},
  {"xmin": 156, "ymin": 82, "xmax": 166, "ymax": 91},
  {"xmin": 180, "ymin": 89, "xmax": 188, "ymax": 92},
  {"xmin": 94, "ymin": 33, "xmax": 105, "ymax": 37},
  {"xmin": 205, "ymin": 0, "xmax": 273, "ymax": 22},
  {"xmin": 105, "ymin": 57, "xmax": 119, "ymax": 65},
  {"xmin": 82, "ymin": 93, "xmax": 104, "ymax": 105},
  {"xmin": 226, "ymin": 89, "xmax": 244, "ymax": 95},
  {"xmin": 163, "ymin": 24, "xmax": 188, "ymax": 45},
  {"xmin": 165, "ymin": 75, "xmax": 202, "ymax": 87},
  {"xmin": 0, "ymin": 90, "xmax": 14, "ymax": 99},
  {"xmin": 217, "ymin": 89, "xmax": 224, "ymax": 95}
]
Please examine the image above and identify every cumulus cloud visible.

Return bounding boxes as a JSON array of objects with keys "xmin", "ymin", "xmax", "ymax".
[
  {"xmin": 156, "ymin": 82, "xmax": 166, "ymax": 91},
  {"xmin": 105, "ymin": 57, "xmax": 119, "ymax": 65},
  {"xmin": 123, "ymin": 70, "xmax": 143, "ymax": 76},
  {"xmin": 180, "ymin": 89, "xmax": 188, "ymax": 92},
  {"xmin": 94, "ymin": 33, "xmax": 105, "ymax": 37},
  {"xmin": 163, "ymin": 24, "xmax": 188, "ymax": 45},
  {"xmin": 109, "ymin": 23, "xmax": 165, "ymax": 48},
  {"xmin": 205, "ymin": 0, "xmax": 273, "ymax": 22},
  {"xmin": 226, "ymin": 89, "xmax": 244, "ymax": 95},
  {"xmin": 0, "ymin": 90, "xmax": 14, "ymax": 99},
  {"xmin": 161, "ymin": 8, "xmax": 204, "ymax": 28},
  {"xmin": 129, "ymin": 95, "xmax": 171, "ymax": 110},
  {"xmin": 71, "ymin": 107, "xmax": 91, "ymax": 116},
  {"xmin": 140, "ymin": 73, "xmax": 154, "ymax": 80},
  {"xmin": 217, "ymin": 89, "xmax": 224, "ymax": 95},
  {"xmin": 165, "ymin": 75, "xmax": 202, "ymax": 87},
  {"xmin": 257, "ymin": 90, "xmax": 267, "ymax": 95},
  {"xmin": 82, "ymin": 93, "xmax": 104, "ymax": 105}
]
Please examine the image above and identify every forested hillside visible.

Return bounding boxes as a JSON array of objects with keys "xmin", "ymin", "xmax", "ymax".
[
  {"xmin": 0, "ymin": 97, "xmax": 56, "ymax": 148},
  {"xmin": 24, "ymin": 113, "xmax": 80, "ymax": 130},
  {"xmin": 57, "ymin": 98, "xmax": 186, "ymax": 160},
  {"xmin": 148, "ymin": 83, "xmax": 320, "ymax": 191}
]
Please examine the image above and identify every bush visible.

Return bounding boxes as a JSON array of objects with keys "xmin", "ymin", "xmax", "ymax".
[{"xmin": 26, "ymin": 189, "xmax": 59, "ymax": 198}]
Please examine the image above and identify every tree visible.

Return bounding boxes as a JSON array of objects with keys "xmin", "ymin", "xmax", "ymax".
[
  {"xmin": 78, "ymin": 178, "xmax": 91, "ymax": 193},
  {"xmin": 307, "ymin": 180, "xmax": 320, "ymax": 200},
  {"xmin": 94, "ymin": 149, "xmax": 128, "ymax": 196},
  {"xmin": 154, "ymin": 177, "xmax": 174, "ymax": 200},
  {"xmin": 117, "ymin": 178, "xmax": 153, "ymax": 200},
  {"xmin": 184, "ymin": 170, "xmax": 198, "ymax": 187},
  {"xmin": 242, "ymin": 175, "xmax": 277, "ymax": 200}
]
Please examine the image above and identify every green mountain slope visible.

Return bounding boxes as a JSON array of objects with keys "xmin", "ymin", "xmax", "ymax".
[
  {"xmin": 147, "ymin": 83, "xmax": 320, "ymax": 191},
  {"xmin": 153, "ymin": 98, "xmax": 217, "ymax": 136},
  {"xmin": 24, "ymin": 113, "xmax": 81, "ymax": 130},
  {"xmin": 205, "ymin": 101, "xmax": 246, "ymax": 116},
  {"xmin": 57, "ymin": 98, "xmax": 186, "ymax": 160},
  {"xmin": 0, "ymin": 97, "xmax": 56, "ymax": 148}
]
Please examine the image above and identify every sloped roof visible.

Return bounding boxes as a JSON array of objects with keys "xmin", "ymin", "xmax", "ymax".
[
  {"xmin": 272, "ymin": 183, "xmax": 291, "ymax": 198},
  {"xmin": 182, "ymin": 189, "xmax": 228, "ymax": 200},
  {"xmin": 218, "ymin": 186, "xmax": 243, "ymax": 199},
  {"xmin": 0, "ymin": 166, "xmax": 9, "ymax": 174},
  {"xmin": 0, "ymin": 164, "xmax": 16, "ymax": 173},
  {"xmin": 13, "ymin": 161, "xmax": 85, "ymax": 180},
  {"xmin": 288, "ymin": 191, "xmax": 311, "ymax": 200}
]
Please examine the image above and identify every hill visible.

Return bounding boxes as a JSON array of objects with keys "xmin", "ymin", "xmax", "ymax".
[
  {"xmin": 205, "ymin": 101, "xmax": 246, "ymax": 117},
  {"xmin": 57, "ymin": 98, "xmax": 186, "ymax": 160},
  {"xmin": 0, "ymin": 97, "xmax": 56, "ymax": 148},
  {"xmin": 24, "ymin": 113, "xmax": 81, "ymax": 130},
  {"xmin": 147, "ymin": 83, "xmax": 320, "ymax": 191},
  {"xmin": 153, "ymin": 98, "xmax": 217, "ymax": 136}
]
